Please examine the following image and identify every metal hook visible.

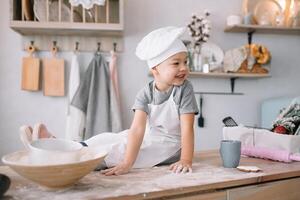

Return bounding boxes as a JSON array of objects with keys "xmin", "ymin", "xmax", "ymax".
[
  {"xmin": 29, "ymin": 40, "xmax": 35, "ymax": 51},
  {"xmin": 113, "ymin": 42, "xmax": 117, "ymax": 52},
  {"xmin": 52, "ymin": 40, "xmax": 58, "ymax": 56},
  {"xmin": 247, "ymin": 31, "xmax": 255, "ymax": 45},
  {"xmin": 97, "ymin": 42, "xmax": 101, "ymax": 52},
  {"xmin": 75, "ymin": 41, "xmax": 79, "ymax": 51},
  {"xmin": 52, "ymin": 40, "xmax": 58, "ymax": 51}
]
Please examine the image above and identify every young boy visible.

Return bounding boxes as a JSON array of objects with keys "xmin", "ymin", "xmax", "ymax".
[
  {"xmin": 98, "ymin": 26, "xmax": 198, "ymax": 175},
  {"xmin": 21, "ymin": 26, "xmax": 199, "ymax": 175}
]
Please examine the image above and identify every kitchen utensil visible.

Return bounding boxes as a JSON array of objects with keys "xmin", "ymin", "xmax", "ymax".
[
  {"xmin": 21, "ymin": 44, "xmax": 40, "ymax": 91},
  {"xmin": 198, "ymin": 95, "xmax": 204, "ymax": 127},
  {"xmin": 43, "ymin": 45, "xmax": 65, "ymax": 96},
  {"xmin": 0, "ymin": 174, "xmax": 10, "ymax": 197},
  {"xmin": 222, "ymin": 116, "xmax": 238, "ymax": 127},
  {"xmin": 222, "ymin": 116, "xmax": 269, "ymax": 130},
  {"xmin": 220, "ymin": 140, "xmax": 241, "ymax": 168},
  {"xmin": 2, "ymin": 150, "xmax": 106, "ymax": 188},
  {"xmin": 22, "ymin": 0, "xmax": 34, "ymax": 20}
]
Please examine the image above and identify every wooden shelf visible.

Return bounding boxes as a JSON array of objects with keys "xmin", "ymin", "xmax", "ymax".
[
  {"xmin": 224, "ymin": 24, "xmax": 300, "ymax": 35},
  {"xmin": 189, "ymin": 72, "xmax": 270, "ymax": 95},
  {"xmin": 189, "ymin": 72, "xmax": 271, "ymax": 78},
  {"xmin": 10, "ymin": 21, "xmax": 123, "ymax": 36}
]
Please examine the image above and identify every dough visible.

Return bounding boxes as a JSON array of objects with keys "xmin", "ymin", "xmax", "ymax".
[{"xmin": 237, "ymin": 165, "xmax": 262, "ymax": 172}]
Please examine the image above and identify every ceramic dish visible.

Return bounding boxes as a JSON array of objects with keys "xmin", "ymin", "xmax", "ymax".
[
  {"xmin": 33, "ymin": 0, "xmax": 82, "ymax": 22},
  {"xmin": 29, "ymin": 138, "xmax": 85, "ymax": 165},
  {"xmin": 69, "ymin": 0, "xmax": 106, "ymax": 9},
  {"xmin": 73, "ymin": 6, "xmax": 96, "ymax": 22},
  {"xmin": 19, "ymin": 125, "xmax": 85, "ymax": 165},
  {"xmin": 2, "ymin": 150, "xmax": 106, "ymax": 188},
  {"xmin": 201, "ymin": 42, "xmax": 224, "ymax": 70},
  {"xmin": 242, "ymin": 0, "xmax": 261, "ymax": 15},
  {"xmin": 253, "ymin": 0, "xmax": 282, "ymax": 26}
]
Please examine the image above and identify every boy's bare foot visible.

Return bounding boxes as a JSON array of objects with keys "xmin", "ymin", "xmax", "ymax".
[
  {"xmin": 20, "ymin": 125, "xmax": 33, "ymax": 144},
  {"xmin": 32, "ymin": 123, "xmax": 56, "ymax": 140}
]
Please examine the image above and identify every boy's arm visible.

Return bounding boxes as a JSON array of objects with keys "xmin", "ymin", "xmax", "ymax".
[
  {"xmin": 123, "ymin": 110, "xmax": 147, "ymax": 167},
  {"xmin": 102, "ymin": 110, "xmax": 147, "ymax": 175},
  {"xmin": 169, "ymin": 113, "xmax": 195, "ymax": 173},
  {"xmin": 180, "ymin": 113, "xmax": 195, "ymax": 164}
]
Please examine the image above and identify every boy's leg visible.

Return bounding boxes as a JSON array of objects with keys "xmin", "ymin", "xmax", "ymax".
[
  {"xmin": 78, "ymin": 141, "xmax": 108, "ymax": 170},
  {"xmin": 94, "ymin": 160, "xmax": 108, "ymax": 171},
  {"xmin": 32, "ymin": 123, "xmax": 56, "ymax": 140},
  {"xmin": 156, "ymin": 149, "xmax": 181, "ymax": 166},
  {"xmin": 20, "ymin": 125, "xmax": 34, "ymax": 145}
]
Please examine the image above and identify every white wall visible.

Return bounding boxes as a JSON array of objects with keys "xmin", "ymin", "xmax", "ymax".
[{"xmin": 1, "ymin": 0, "xmax": 300, "ymax": 158}]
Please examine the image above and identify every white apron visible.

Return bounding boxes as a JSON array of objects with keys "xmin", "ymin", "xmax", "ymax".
[{"xmin": 85, "ymin": 86, "xmax": 181, "ymax": 168}]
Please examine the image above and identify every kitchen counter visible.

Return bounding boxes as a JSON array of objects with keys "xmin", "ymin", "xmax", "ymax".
[{"xmin": 1, "ymin": 150, "xmax": 300, "ymax": 200}]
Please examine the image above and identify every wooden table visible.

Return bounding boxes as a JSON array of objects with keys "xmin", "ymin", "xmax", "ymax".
[{"xmin": 1, "ymin": 150, "xmax": 300, "ymax": 200}]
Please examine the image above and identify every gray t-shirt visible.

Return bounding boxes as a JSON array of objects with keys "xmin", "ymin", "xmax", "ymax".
[{"xmin": 132, "ymin": 80, "xmax": 199, "ymax": 115}]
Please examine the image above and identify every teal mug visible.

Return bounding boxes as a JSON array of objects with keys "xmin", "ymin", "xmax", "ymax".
[
  {"xmin": 243, "ymin": 13, "xmax": 253, "ymax": 25},
  {"xmin": 220, "ymin": 140, "xmax": 241, "ymax": 168}
]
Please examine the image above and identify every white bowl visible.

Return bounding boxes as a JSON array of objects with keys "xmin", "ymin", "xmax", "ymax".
[
  {"xmin": 2, "ymin": 150, "xmax": 106, "ymax": 188},
  {"xmin": 227, "ymin": 15, "xmax": 242, "ymax": 26},
  {"xmin": 29, "ymin": 138, "xmax": 84, "ymax": 165}
]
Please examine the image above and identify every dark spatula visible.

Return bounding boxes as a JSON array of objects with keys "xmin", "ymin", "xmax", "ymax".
[
  {"xmin": 222, "ymin": 116, "xmax": 269, "ymax": 130},
  {"xmin": 198, "ymin": 95, "xmax": 204, "ymax": 127}
]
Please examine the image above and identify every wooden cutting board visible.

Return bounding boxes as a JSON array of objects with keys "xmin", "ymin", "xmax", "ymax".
[
  {"xmin": 43, "ymin": 47, "xmax": 65, "ymax": 96},
  {"xmin": 22, "ymin": 0, "xmax": 33, "ymax": 21},
  {"xmin": 21, "ymin": 46, "xmax": 40, "ymax": 91}
]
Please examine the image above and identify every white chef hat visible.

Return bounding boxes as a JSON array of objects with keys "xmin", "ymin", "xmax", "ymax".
[{"xmin": 135, "ymin": 26, "xmax": 187, "ymax": 69}]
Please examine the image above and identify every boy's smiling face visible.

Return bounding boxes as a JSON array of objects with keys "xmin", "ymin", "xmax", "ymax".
[{"xmin": 152, "ymin": 52, "xmax": 189, "ymax": 91}]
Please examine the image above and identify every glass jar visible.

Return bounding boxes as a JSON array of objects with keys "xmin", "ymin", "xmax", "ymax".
[
  {"xmin": 202, "ymin": 56, "xmax": 210, "ymax": 73},
  {"xmin": 192, "ymin": 44, "xmax": 202, "ymax": 71}
]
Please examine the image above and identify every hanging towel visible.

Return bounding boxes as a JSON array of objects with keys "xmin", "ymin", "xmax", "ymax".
[
  {"xmin": 71, "ymin": 53, "xmax": 111, "ymax": 139},
  {"xmin": 110, "ymin": 50, "xmax": 120, "ymax": 102},
  {"xmin": 65, "ymin": 53, "xmax": 85, "ymax": 141},
  {"xmin": 109, "ymin": 50, "xmax": 122, "ymax": 132}
]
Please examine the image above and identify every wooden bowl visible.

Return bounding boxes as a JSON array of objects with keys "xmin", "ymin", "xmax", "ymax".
[{"xmin": 2, "ymin": 150, "xmax": 106, "ymax": 189}]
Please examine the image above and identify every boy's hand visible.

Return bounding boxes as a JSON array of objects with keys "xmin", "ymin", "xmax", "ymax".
[
  {"xmin": 101, "ymin": 162, "xmax": 131, "ymax": 176},
  {"xmin": 169, "ymin": 159, "xmax": 192, "ymax": 173}
]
